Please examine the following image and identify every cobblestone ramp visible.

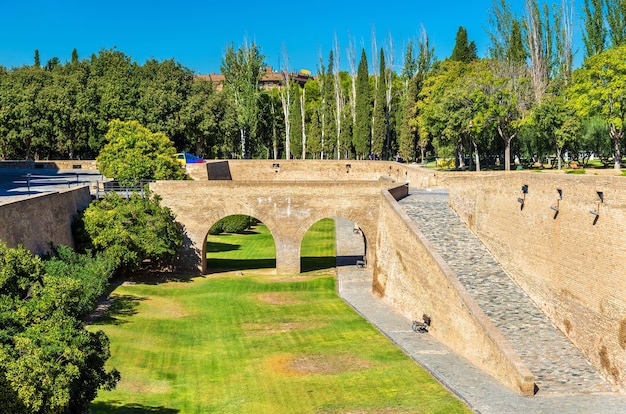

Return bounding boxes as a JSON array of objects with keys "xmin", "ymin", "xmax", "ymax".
[{"xmin": 398, "ymin": 188, "xmax": 613, "ymax": 395}]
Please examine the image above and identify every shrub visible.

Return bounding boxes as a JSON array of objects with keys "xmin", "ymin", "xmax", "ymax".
[{"xmin": 209, "ymin": 215, "xmax": 257, "ymax": 235}]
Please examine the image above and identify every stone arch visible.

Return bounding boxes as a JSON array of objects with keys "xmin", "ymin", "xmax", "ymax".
[
  {"xmin": 203, "ymin": 214, "xmax": 277, "ymax": 273},
  {"xmin": 299, "ymin": 216, "xmax": 368, "ymax": 272}
]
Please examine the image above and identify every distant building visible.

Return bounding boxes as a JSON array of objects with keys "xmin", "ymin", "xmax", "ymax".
[{"xmin": 196, "ymin": 66, "xmax": 313, "ymax": 91}]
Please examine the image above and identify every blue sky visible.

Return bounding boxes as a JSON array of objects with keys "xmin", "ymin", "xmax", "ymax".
[{"xmin": 1, "ymin": 0, "xmax": 585, "ymax": 75}]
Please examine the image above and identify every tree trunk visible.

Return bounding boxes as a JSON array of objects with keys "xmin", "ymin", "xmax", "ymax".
[
  {"xmin": 240, "ymin": 128, "xmax": 246, "ymax": 159},
  {"xmin": 497, "ymin": 125, "xmax": 516, "ymax": 171},
  {"xmin": 556, "ymin": 146, "xmax": 562, "ymax": 170},
  {"xmin": 610, "ymin": 124, "xmax": 622, "ymax": 170},
  {"xmin": 472, "ymin": 139, "xmax": 480, "ymax": 171}
]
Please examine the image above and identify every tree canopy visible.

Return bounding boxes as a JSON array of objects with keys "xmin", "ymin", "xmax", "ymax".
[
  {"xmin": 0, "ymin": 242, "xmax": 119, "ymax": 413},
  {"xmin": 96, "ymin": 119, "xmax": 187, "ymax": 186}
]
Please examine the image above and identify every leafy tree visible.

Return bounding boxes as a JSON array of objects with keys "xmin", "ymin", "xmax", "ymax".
[
  {"xmin": 0, "ymin": 242, "xmax": 119, "ymax": 413},
  {"xmin": 354, "ymin": 49, "xmax": 371, "ymax": 158},
  {"xmin": 85, "ymin": 49, "xmax": 137, "ymax": 154},
  {"xmin": 574, "ymin": 116, "xmax": 612, "ymax": 166},
  {"xmin": 76, "ymin": 192, "xmax": 184, "ymax": 272},
  {"xmin": 134, "ymin": 59, "xmax": 193, "ymax": 149},
  {"xmin": 97, "ymin": 119, "xmax": 187, "ymax": 186},
  {"xmin": 44, "ymin": 246, "xmax": 115, "ymax": 317},
  {"xmin": 530, "ymin": 93, "xmax": 581, "ymax": 169},
  {"xmin": 569, "ymin": 45, "xmax": 626, "ymax": 170},
  {"xmin": 221, "ymin": 40, "xmax": 265, "ymax": 159}
]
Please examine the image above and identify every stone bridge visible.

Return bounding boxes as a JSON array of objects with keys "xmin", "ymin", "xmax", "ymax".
[
  {"xmin": 148, "ymin": 160, "xmax": 626, "ymax": 397},
  {"xmin": 150, "ymin": 179, "xmax": 406, "ymax": 274}
]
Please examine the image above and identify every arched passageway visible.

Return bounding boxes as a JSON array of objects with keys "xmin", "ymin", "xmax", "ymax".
[{"xmin": 204, "ymin": 215, "xmax": 276, "ymax": 273}]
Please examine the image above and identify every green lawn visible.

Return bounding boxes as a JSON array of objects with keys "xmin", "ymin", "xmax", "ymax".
[
  {"xmin": 205, "ymin": 218, "xmax": 337, "ymax": 272},
  {"xmin": 90, "ymin": 218, "xmax": 471, "ymax": 414}
]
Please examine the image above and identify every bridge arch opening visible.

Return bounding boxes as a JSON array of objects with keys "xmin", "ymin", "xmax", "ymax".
[
  {"xmin": 300, "ymin": 217, "xmax": 367, "ymax": 273},
  {"xmin": 204, "ymin": 215, "xmax": 276, "ymax": 273}
]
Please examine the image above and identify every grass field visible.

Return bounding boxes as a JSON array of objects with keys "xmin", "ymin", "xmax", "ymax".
[
  {"xmin": 90, "ymin": 219, "xmax": 471, "ymax": 413},
  {"xmin": 205, "ymin": 219, "xmax": 336, "ymax": 272}
]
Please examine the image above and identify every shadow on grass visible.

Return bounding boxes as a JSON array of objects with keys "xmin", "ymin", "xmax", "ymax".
[
  {"xmin": 205, "ymin": 241, "xmax": 241, "ymax": 253},
  {"xmin": 301, "ymin": 256, "xmax": 336, "ymax": 272},
  {"xmin": 91, "ymin": 294, "xmax": 147, "ymax": 325},
  {"xmin": 206, "ymin": 258, "xmax": 276, "ymax": 273},
  {"xmin": 90, "ymin": 402, "xmax": 178, "ymax": 413}
]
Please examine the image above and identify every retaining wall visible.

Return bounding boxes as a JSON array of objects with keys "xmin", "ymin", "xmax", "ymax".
[
  {"xmin": 0, "ymin": 187, "xmax": 91, "ymax": 255},
  {"xmin": 446, "ymin": 172, "xmax": 626, "ymax": 391},
  {"xmin": 374, "ymin": 189, "xmax": 535, "ymax": 395}
]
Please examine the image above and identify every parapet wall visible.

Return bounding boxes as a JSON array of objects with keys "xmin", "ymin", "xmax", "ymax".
[
  {"xmin": 374, "ymin": 189, "xmax": 535, "ymax": 395},
  {"xmin": 205, "ymin": 160, "xmax": 440, "ymax": 186},
  {"xmin": 446, "ymin": 172, "xmax": 626, "ymax": 391},
  {"xmin": 0, "ymin": 187, "xmax": 91, "ymax": 255}
]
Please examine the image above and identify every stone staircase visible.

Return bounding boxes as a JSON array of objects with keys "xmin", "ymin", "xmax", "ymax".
[{"xmin": 398, "ymin": 188, "xmax": 613, "ymax": 395}]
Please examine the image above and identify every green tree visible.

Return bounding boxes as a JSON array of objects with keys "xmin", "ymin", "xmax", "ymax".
[
  {"xmin": 321, "ymin": 50, "xmax": 337, "ymax": 159},
  {"xmin": 531, "ymin": 94, "xmax": 581, "ymax": 169},
  {"xmin": 221, "ymin": 40, "xmax": 265, "ymax": 159},
  {"xmin": 451, "ymin": 26, "xmax": 478, "ymax": 63},
  {"xmin": 372, "ymin": 48, "xmax": 387, "ymax": 157},
  {"xmin": 569, "ymin": 45, "xmax": 626, "ymax": 170},
  {"xmin": 134, "ymin": 59, "xmax": 192, "ymax": 149},
  {"xmin": 76, "ymin": 192, "xmax": 184, "ymax": 271},
  {"xmin": 582, "ymin": 0, "xmax": 606, "ymax": 57},
  {"xmin": 606, "ymin": 0, "xmax": 626, "ymax": 47},
  {"xmin": 85, "ymin": 49, "xmax": 137, "ymax": 154},
  {"xmin": 354, "ymin": 49, "xmax": 371, "ymax": 158},
  {"xmin": 97, "ymin": 119, "xmax": 187, "ymax": 185},
  {"xmin": 0, "ymin": 242, "xmax": 119, "ymax": 413}
]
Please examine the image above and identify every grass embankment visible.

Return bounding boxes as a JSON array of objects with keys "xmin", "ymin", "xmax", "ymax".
[{"xmin": 90, "ymin": 220, "xmax": 470, "ymax": 413}]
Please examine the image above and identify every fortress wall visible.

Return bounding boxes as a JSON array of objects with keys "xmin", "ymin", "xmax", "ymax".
[
  {"xmin": 0, "ymin": 187, "xmax": 91, "ymax": 255},
  {"xmin": 374, "ymin": 189, "xmax": 535, "ymax": 395},
  {"xmin": 217, "ymin": 160, "xmax": 440, "ymax": 186},
  {"xmin": 446, "ymin": 172, "xmax": 626, "ymax": 391}
]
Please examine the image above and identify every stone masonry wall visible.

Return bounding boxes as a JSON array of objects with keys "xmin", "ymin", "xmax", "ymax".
[
  {"xmin": 446, "ymin": 172, "xmax": 626, "ymax": 391},
  {"xmin": 217, "ymin": 160, "xmax": 440, "ymax": 186},
  {"xmin": 0, "ymin": 187, "xmax": 92, "ymax": 255},
  {"xmin": 374, "ymin": 190, "xmax": 535, "ymax": 395}
]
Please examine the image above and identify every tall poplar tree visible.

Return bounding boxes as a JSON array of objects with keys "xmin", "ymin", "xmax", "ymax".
[
  {"xmin": 372, "ymin": 48, "xmax": 387, "ymax": 157},
  {"xmin": 354, "ymin": 49, "xmax": 371, "ymax": 158},
  {"xmin": 221, "ymin": 40, "xmax": 265, "ymax": 159},
  {"xmin": 606, "ymin": 0, "xmax": 626, "ymax": 47},
  {"xmin": 582, "ymin": 0, "xmax": 606, "ymax": 57}
]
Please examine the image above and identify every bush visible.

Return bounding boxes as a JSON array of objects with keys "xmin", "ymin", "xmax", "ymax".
[
  {"xmin": 74, "ymin": 192, "xmax": 183, "ymax": 272},
  {"xmin": 209, "ymin": 215, "xmax": 257, "ymax": 235}
]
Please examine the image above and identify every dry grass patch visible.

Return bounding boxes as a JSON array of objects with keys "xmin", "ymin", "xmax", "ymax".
[
  {"xmin": 267, "ymin": 353, "xmax": 372, "ymax": 376},
  {"xmin": 141, "ymin": 296, "xmax": 188, "ymax": 318},
  {"xmin": 256, "ymin": 292, "xmax": 305, "ymax": 305},
  {"xmin": 243, "ymin": 321, "xmax": 318, "ymax": 336}
]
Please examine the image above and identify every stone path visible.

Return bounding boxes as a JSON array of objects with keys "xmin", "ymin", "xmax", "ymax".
[{"xmin": 334, "ymin": 209, "xmax": 626, "ymax": 413}]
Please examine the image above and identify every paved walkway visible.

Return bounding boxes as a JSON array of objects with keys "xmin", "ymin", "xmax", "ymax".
[
  {"xmin": 334, "ymin": 208, "xmax": 626, "ymax": 413},
  {"xmin": 0, "ymin": 168, "xmax": 102, "ymax": 204}
]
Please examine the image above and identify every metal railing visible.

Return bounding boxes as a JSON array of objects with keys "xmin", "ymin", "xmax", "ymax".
[{"xmin": 94, "ymin": 180, "xmax": 154, "ymax": 199}]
